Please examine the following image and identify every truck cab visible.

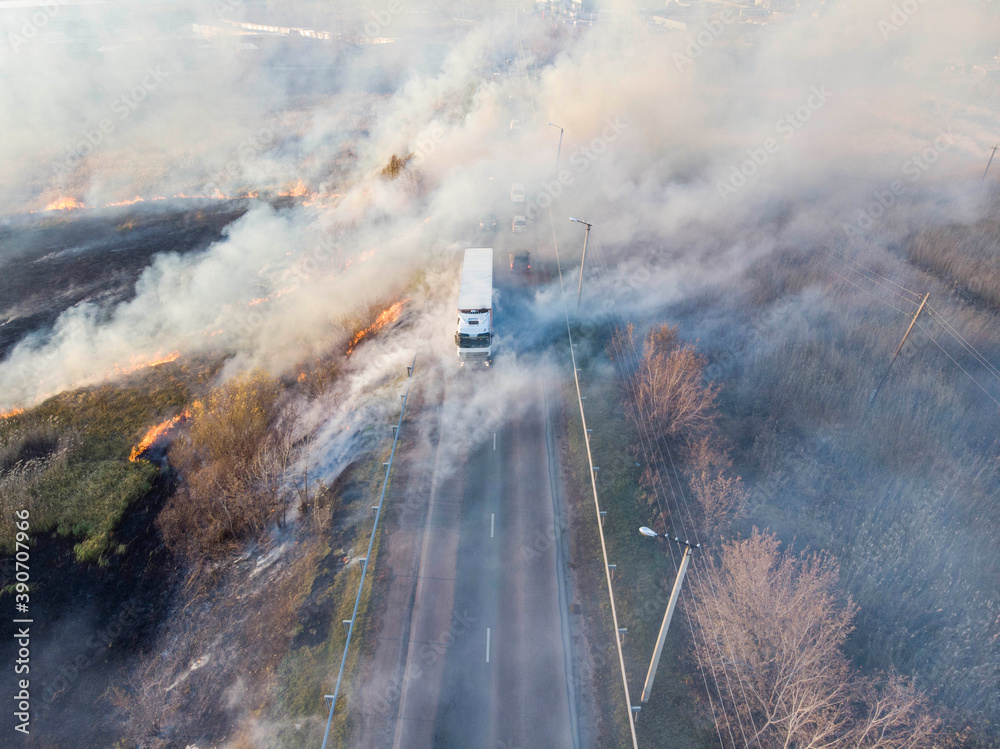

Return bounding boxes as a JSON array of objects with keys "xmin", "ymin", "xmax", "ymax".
[{"xmin": 455, "ymin": 309, "xmax": 492, "ymax": 365}]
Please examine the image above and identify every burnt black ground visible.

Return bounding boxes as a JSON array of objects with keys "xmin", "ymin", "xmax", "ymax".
[
  {"xmin": 0, "ymin": 462, "xmax": 181, "ymax": 747},
  {"xmin": 0, "ymin": 201, "xmax": 251, "ymax": 360}
]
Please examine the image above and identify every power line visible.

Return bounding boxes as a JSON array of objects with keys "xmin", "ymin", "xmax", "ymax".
[
  {"xmin": 916, "ymin": 322, "xmax": 1000, "ymax": 409},
  {"xmin": 589, "ymin": 244, "xmax": 765, "ymax": 749},
  {"xmin": 602, "ymin": 319, "xmax": 745, "ymax": 749},
  {"xmin": 926, "ymin": 306, "xmax": 1000, "ymax": 384},
  {"xmin": 564, "ymin": 213, "xmax": 736, "ymax": 747},
  {"xmin": 546, "ymin": 202, "xmax": 640, "ymax": 749},
  {"xmin": 823, "ymin": 244, "xmax": 924, "ymax": 303},
  {"xmin": 601, "ymin": 325, "xmax": 737, "ymax": 748},
  {"xmin": 820, "ymin": 247, "xmax": 1000, "ymax": 403},
  {"xmin": 818, "ymin": 262, "xmax": 914, "ymax": 316}
]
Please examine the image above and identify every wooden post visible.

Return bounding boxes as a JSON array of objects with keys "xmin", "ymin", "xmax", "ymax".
[
  {"xmin": 870, "ymin": 293, "xmax": 929, "ymax": 404},
  {"xmin": 983, "ymin": 144, "xmax": 999, "ymax": 184}
]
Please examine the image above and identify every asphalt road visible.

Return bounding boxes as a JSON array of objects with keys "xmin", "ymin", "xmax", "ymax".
[{"xmin": 388, "ymin": 374, "xmax": 578, "ymax": 749}]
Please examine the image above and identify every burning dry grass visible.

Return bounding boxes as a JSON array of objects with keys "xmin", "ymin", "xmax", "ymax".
[
  {"xmin": 112, "ymin": 350, "xmax": 181, "ymax": 379},
  {"xmin": 0, "ymin": 357, "xmax": 221, "ymax": 562},
  {"xmin": 344, "ymin": 298, "xmax": 408, "ymax": 356},
  {"xmin": 128, "ymin": 408, "xmax": 192, "ymax": 462},
  {"xmin": 29, "ymin": 181, "xmax": 322, "ymax": 217},
  {"xmin": 43, "ymin": 196, "xmax": 85, "ymax": 211}
]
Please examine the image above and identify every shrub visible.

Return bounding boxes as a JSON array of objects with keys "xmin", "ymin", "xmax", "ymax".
[
  {"xmin": 684, "ymin": 437, "xmax": 748, "ymax": 538},
  {"xmin": 158, "ymin": 370, "xmax": 286, "ymax": 558},
  {"xmin": 380, "ymin": 153, "xmax": 413, "ymax": 180},
  {"xmin": 632, "ymin": 323, "xmax": 719, "ymax": 442}
]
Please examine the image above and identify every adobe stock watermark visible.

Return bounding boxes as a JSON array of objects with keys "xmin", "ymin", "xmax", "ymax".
[
  {"xmin": 213, "ymin": 0, "xmax": 243, "ymax": 18},
  {"xmin": 716, "ymin": 85, "xmax": 833, "ymax": 200},
  {"xmin": 522, "ymin": 116, "xmax": 628, "ymax": 221},
  {"xmin": 410, "ymin": 73, "xmax": 504, "ymax": 166},
  {"xmin": 2, "ymin": 0, "xmax": 63, "ymax": 55},
  {"xmin": 204, "ymin": 126, "xmax": 277, "ymax": 196},
  {"xmin": 372, "ymin": 607, "xmax": 478, "ymax": 713},
  {"xmin": 360, "ymin": 0, "xmax": 402, "ymax": 42},
  {"xmin": 52, "ymin": 63, "xmax": 172, "ymax": 183},
  {"xmin": 842, "ymin": 129, "xmax": 953, "ymax": 239},
  {"xmin": 878, "ymin": 0, "xmax": 931, "ymax": 41},
  {"xmin": 576, "ymin": 259, "xmax": 654, "ymax": 336},
  {"xmin": 672, "ymin": 9, "xmax": 737, "ymax": 71},
  {"xmin": 220, "ymin": 217, "xmax": 379, "ymax": 349}
]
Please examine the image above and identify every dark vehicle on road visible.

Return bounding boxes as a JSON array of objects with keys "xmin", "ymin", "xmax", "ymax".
[
  {"xmin": 479, "ymin": 212, "xmax": 499, "ymax": 232},
  {"xmin": 510, "ymin": 251, "xmax": 530, "ymax": 273}
]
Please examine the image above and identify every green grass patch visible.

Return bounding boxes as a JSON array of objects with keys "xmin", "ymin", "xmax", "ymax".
[
  {"xmin": 0, "ymin": 358, "xmax": 221, "ymax": 561},
  {"xmin": 562, "ymin": 331, "xmax": 714, "ymax": 748},
  {"xmin": 35, "ymin": 459, "xmax": 158, "ymax": 562}
]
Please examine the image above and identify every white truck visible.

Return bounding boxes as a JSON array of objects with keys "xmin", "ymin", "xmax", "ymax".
[{"xmin": 455, "ymin": 247, "xmax": 494, "ymax": 366}]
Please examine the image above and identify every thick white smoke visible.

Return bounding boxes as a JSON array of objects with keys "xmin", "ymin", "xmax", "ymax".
[{"xmin": 1, "ymin": 0, "xmax": 997, "ymax": 413}]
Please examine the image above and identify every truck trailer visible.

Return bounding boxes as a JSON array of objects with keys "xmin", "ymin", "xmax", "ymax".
[{"xmin": 455, "ymin": 247, "xmax": 494, "ymax": 366}]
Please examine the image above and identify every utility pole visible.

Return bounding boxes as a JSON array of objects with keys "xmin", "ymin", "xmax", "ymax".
[
  {"xmin": 549, "ymin": 122, "xmax": 564, "ymax": 172},
  {"xmin": 870, "ymin": 292, "xmax": 929, "ymax": 404},
  {"xmin": 641, "ymin": 541, "xmax": 694, "ymax": 703},
  {"xmin": 569, "ymin": 218, "xmax": 592, "ymax": 312},
  {"xmin": 983, "ymin": 144, "xmax": 999, "ymax": 184}
]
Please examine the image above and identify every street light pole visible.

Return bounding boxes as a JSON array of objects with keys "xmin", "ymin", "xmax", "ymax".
[
  {"xmin": 548, "ymin": 122, "xmax": 564, "ymax": 171},
  {"xmin": 569, "ymin": 218, "xmax": 591, "ymax": 312},
  {"xmin": 637, "ymin": 527, "xmax": 697, "ymax": 704}
]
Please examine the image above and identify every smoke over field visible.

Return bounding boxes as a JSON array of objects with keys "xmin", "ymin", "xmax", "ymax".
[
  {"xmin": 2, "ymin": 0, "xmax": 1000, "ymax": 745},
  {"xmin": 2, "ymin": 0, "xmax": 997, "ymax": 410}
]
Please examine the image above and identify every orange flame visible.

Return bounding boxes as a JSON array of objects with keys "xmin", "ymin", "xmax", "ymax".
[
  {"xmin": 0, "ymin": 407, "xmax": 25, "ymax": 420},
  {"xmin": 279, "ymin": 178, "xmax": 309, "ymax": 197},
  {"xmin": 29, "ymin": 185, "xmax": 335, "ymax": 216},
  {"xmin": 44, "ymin": 197, "xmax": 85, "ymax": 211},
  {"xmin": 106, "ymin": 196, "xmax": 148, "ymax": 207},
  {"xmin": 112, "ymin": 350, "xmax": 181, "ymax": 378},
  {"xmin": 346, "ymin": 300, "xmax": 408, "ymax": 355},
  {"xmin": 129, "ymin": 409, "xmax": 191, "ymax": 462}
]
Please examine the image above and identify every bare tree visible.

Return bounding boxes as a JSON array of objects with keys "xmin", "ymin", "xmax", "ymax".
[
  {"xmin": 686, "ymin": 437, "xmax": 749, "ymax": 538},
  {"xmin": 849, "ymin": 673, "xmax": 942, "ymax": 749},
  {"xmin": 251, "ymin": 420, "xmax": 295, "ymax": 529},
  {"xmin": 632, "ymin": 323, "xmax": 719, "ymax": 442},
  {"xmin": 689, "ymin": 530, "xmax": 941, "ymax": 749},
  {"xmin": 690, "ymin": 530, "xmax": 855, "ymax": 748},
  {"xmin": 380, "ymin": 152, "xmax": 413, "ymax": 180}
]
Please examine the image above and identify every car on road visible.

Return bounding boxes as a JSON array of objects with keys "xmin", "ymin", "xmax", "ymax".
[
  {"xmin": 510, "ymin": 183, "xmax": 525, "ymax": 203},
  {"xmin": 479, "ymin": 212, "xmax": 499, "ymax": 232},
  {"xmin": 511, "ymin": 215, "xmax": 526, "ymax": 233},
  {"xmin": 510, "ymin": 251, "xmax": 530, "ymax": 273}
]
